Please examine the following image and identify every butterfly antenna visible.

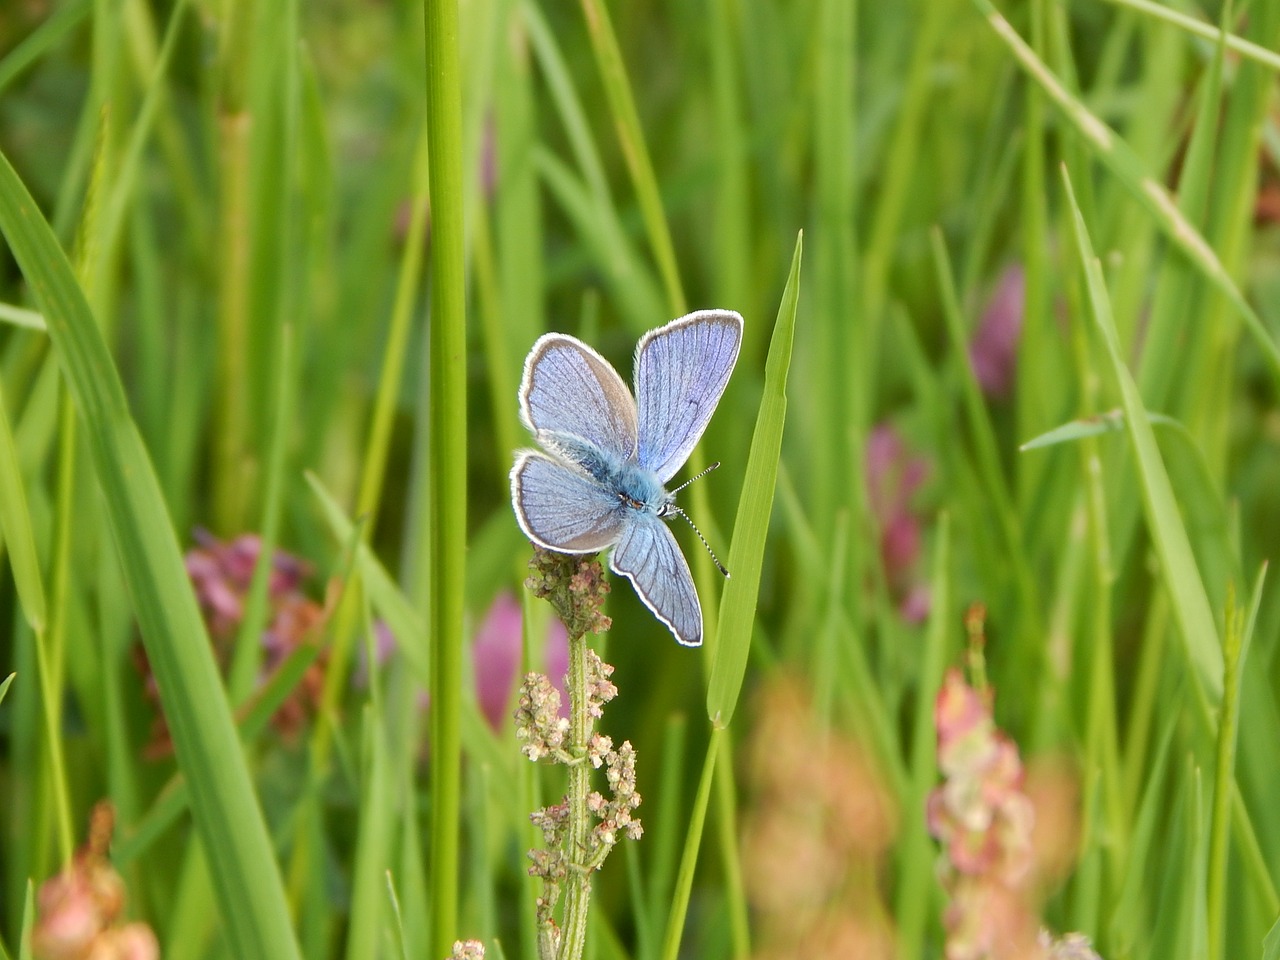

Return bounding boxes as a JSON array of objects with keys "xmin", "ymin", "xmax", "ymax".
[
  {"xmin": 668, "ymin": 461, "xmax": 720, "ymax": 496},
  {"xmin": 668, "ymin": 506, "xmax": 730, "ymax": 579}
]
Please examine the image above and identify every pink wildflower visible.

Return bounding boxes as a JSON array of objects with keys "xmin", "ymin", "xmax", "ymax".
[
  {"xmin": 865, "ymin": 423, "xmax": 931, "ymax": 622},
  {"xmin": 139, "ymin": 531, "xmax": 328, "ymax": 753},
  {"xmin": 32, "ymin": 803, "xmax": 159, "ymax": 960},
  {"xmin": 969, "ymin": 264, "xmax": 1025, "ymax": 399},
  {"xmin": 473, "ymin": 593, "xmax": 524, "ymax": 730},
  {"xmin": 928, "ymin": 667, "xmax": 1102, "ymax": 960},
  {"xmin": 471, "ymin": 591, "xmax": 570, "ymax": 732}
]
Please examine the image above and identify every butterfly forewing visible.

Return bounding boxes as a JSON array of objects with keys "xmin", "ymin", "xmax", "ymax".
[
  {"xmin": 610, "ymin": 513, "xmax": 703, "ymax": 646},
  {"xmin": 511, "ymin": 452, "xmax": 626, "ymax": 553},
  {"xmin": 634, "ymin": 310, "xmax": 744, "ymax": 482},
  {"xmin": 520, "ymin": 334, "xmax": 639, "ymax": 461}
]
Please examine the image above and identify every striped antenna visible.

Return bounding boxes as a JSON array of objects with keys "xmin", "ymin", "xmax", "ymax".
[{"xmin": 663, "ymin": 461, "xmax": 730, "ymax": 578}]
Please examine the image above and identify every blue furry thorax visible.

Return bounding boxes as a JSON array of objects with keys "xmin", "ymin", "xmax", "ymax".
[{"xmin": 540, "ymin": 430, "xmax": 673, "ymax": 515}]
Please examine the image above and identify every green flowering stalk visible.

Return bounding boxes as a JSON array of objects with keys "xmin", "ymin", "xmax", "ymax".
[{"xmin": 516, "ymin": 548, "xmax": 643, "ymax": 960}]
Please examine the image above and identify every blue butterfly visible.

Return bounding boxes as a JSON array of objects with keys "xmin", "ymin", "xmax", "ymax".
[{"xmin": 510, "ymin": 310, "xmax": 744, "ymax": 646}]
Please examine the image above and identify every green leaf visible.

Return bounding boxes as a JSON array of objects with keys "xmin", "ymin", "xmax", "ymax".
[
  {"xmin": 1061, "ymin": 165, "xmax": 1224, "ymax": 708},
  {"xmin": 17, "ymin": 879, "xmax": 33, "ymax": 960},
  {"xmin": 0, "ymin": 146, "xmax": 303, "ymax": 959},
  {"xmin": 1264, "ymin": 914, "xmax": 1280, "ymax": 960},
  {"xmin": 706, "ymin": 231, "xmax": 802, "ymax": 727},
  {"xmin": 1020, "ymin": 410, "xmax": 1179, "ymax": 450},
  {"xmin": 0, "ymin": 383, "xmax": 46, "ymax": 630}
]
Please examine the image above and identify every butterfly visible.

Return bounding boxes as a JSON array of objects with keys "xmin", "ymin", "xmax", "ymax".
[{"xmin": 510, "ymin": 310, "xmax": 744, "ymax": 646}]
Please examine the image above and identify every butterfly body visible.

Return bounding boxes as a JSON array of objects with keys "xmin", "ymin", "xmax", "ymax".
[
  {"xmin": 539, "ymin": 430, "xmax": 670, "ymax": 514},
  {"xmin": 511, "ymin": 310, "xmax": 744, "ymax": 646}
]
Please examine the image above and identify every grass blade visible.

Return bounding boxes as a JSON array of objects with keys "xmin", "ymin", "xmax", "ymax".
[
  {"xmin": 893, "ymin": 513, "xmax": 952, "ymax": 957},
  {"xmin": 1061, "ymin": 164, "xmax": 1224, "ymax": 708},
  {"xmin": 1098, "ymin": 0, "xmax": 1280, "ymax": 72},
  {"xmin": 0, "ymin": 381, "xmax": 46, "ymax": 631},
  {"xmin": 706, "ymin": 231, "xmax": 801, "ymax": 728},
  {"xmin": 973, "ymin": 0, "xmax": 1280, "ymax": 392},
  {"xmin": 423, "ymin": 0, "xmax": 469, "ymax": 952},
  {"xmin": 658, "ymin": 727, "xmax": 721, "ymax": 960},
  {"xmin": 17, "ymin": 879, "xmax": 33, "ymax": 960},
  {"xmin": 0, "ymin": 147, "xmax": 302, "ymax": 959},
  {"xmin": 578, "ymin": 0, "xmax": 687, "ymax": 315}
]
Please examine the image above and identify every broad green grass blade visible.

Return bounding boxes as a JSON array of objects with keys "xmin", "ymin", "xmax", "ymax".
[
  {"xmin": 0, "ymin": 382, "xmax": 46, "ymax": 631},
  {"xmin": 706, "ymin": 231, "xmax": 801, "ymax": 728},
  {"xmin": 1061, "ymin": 166, "xmax": 1223, "ymax": 708},
  {"xmin": 0, "ymin": 673, "xmax": 12, "ymax": 706},
  {"xmin": 973, "ymin": 0, "xmax": 1280, "ymax": 391},
  {"xmin": 0, "ymin": 148, "xmax": 302, "ymax": 960}
]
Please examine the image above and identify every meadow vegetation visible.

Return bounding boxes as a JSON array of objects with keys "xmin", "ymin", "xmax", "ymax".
[{"xmin": 1, "ymin": 0, "xmax": 1280, "ymax": 958}]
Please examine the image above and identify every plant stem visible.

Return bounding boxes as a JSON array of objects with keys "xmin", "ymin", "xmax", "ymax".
[
  {"xmin": 558, "ymin": 628, "xmax": 591, "ymax": 960},
  {"xmin": 423, "ymin": 0, "xmax": 468, "ymax": 953}
]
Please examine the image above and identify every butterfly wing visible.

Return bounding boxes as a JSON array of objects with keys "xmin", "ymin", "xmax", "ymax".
[
  {"xmin": 634, "ymin": 310, "xmax": 743, "ymax": 482},
  {"xmin": 610, "ymin": 513, "xmax": 702, "ymax": 646},
  {"xmin": 520, "ymin": 333, "xmax": 638, "ymax": 461},
  {"xmin": 511, "ymin": 452, "xmax": 626, "ymax": 552}
]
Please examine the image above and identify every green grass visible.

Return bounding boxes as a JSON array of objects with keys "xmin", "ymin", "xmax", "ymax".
[{"xmin": 2, "ymin": 0, "xmax": 1280, "ymax": 958}]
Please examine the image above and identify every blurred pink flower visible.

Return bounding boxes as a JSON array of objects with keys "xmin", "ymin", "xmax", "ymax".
[
  {"xmin": 473, "ymin": 593, "xmax": 523, "ymax": 730},
  {"xmin": 135, "ymin": 531, "xmax": 328, "ymax": 752},
  {"xmin": 472, "ymin": 591, "xmax": 569, "ymax": 732},
  {"xmin": 32, "ymin": 803, "xmax": 159, "ymax": 960},
  {"xmin": 184, "ymin": 530, "xmax": 314, "ymax": 646},
  {"xmin": 865, "ymin": 424, "xmax": 931, "ymax": 623},
  {"xmin": 928, "ymin": 667, "xmax": 1101, "ymax": 960},
  {"xmin": 969, "ymin": 264, "xmax": 1025, "ymax": 399}
]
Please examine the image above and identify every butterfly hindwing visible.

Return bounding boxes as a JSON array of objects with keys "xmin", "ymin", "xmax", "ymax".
[
  {"xmin": 609, "ymin": 512, "xmax": 702, "ymax": 646},
  {"xmin": 511, "ymin": 451, "xmax": 626, "ymax": 553},
  {"xmin": 520, "ymin": 334, "xmax": 638, "ymax": 462},
  {"xmin": 634, "ymin": 310, "xmax": 743, "ymax": 482}
]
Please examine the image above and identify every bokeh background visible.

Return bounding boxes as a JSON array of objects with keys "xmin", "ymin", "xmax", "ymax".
[{"xmin": 2, "ymin": 0, "xmax": 1280, "ymax": 958}]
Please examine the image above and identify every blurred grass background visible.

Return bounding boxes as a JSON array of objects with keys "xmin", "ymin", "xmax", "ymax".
[{"xmin": 1, "ymin": 0, "xmax": 1280, "ymax": 957}]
